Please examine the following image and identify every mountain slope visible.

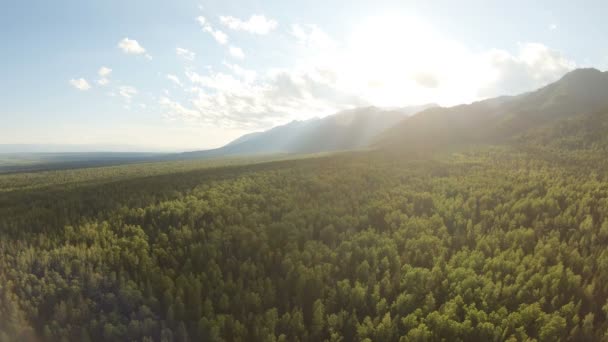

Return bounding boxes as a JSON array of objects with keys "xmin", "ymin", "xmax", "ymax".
[
  {"xmin": 182, "ymin": 104, "xmax": 435, "ymax": 158},
  {"xmin": 377, "ymin": 68, "xmax": 608, "ymax": 151},
  {"xmin": 518, "ymin": 108, "xmax": 608, "ymax": 152}
]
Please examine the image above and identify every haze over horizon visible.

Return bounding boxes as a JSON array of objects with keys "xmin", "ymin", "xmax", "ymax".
[{"xmin": 2, "ymin": 0, "xmax": 608, "ymax": 151}]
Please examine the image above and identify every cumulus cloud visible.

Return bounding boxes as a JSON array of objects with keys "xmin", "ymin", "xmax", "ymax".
[
  {"xmin": 118, "ymin": 86, "xmax": 137, "ymax": 101},
  {"xmin": 197, "ymin": 16, "xmax": 228, "ymax": 45},
  {"xmin": 167, "ymin": 74, "xmax": 182, "ymax": 87},
  {"xmin": 229, "ymin": 46, "xmax": 245, "ymax": 59},
  {"xmin": 160, "ymin": 64, "xmax": 362, "ymax": 129},
  {"xmin": 223, "ymin": 62, "xmax": 257, "ymax": 83},
  {"xmin": 159, "ymin": 97, "xmax": 200, "ymax": 121},
  {"xmin": 176, "ymin": 47, "xmax": 195, "ymax": 61},
  {"xmin": 163, "ymin": 42, "xmax": 574, "ymax": 130},
  {"xmin": 331, "ymin": 16, "xmax": 577, "ymax": 106},
  {"xmin": 96, "ymin": 67, "xmax": 112, "ymax": 86},
  {"xmin": 290, "ymin": 24, "xmax": 334, "ymax": 50},
  {"xmin": 219, "ymin": 15, "xmax": 278, "ymax": 34},
  {"xmin": 118, "ymin": 38, "xmax": 146, "ymax": 55},
  {"xmin": 196, "ymin": 16, "xmax": 207, "ymax": 26},
  {"xmin": 160, "ymin": 15, "xmax": 575, "ymax": 132},
  {"xmin": 98, "ymin": 67, "xmax": 112, "ymax": 77},
  {"xmin": 478, "ymin": 43, "xmax": 575, "ymax": 97},
  {"xmin": 69, "ymin": 78, "xmax": 91, "ymax": 91},
  {"xmin": 209, "ymin": 29, "xmax": 228, "ymax": 45}
]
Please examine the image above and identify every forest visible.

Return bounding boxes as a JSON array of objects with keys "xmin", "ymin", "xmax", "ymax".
[{"xmin": 2, "ymin": 143, "xmax": 608, "ymax": 342}]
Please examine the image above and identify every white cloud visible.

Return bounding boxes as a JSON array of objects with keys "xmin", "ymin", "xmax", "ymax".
[
  {"xmin": 196, "ymin": 16, "xmax": 228, "ymax": 45},
  {"xmin": 69, "ymin": 78, "xmax": 91, "ymax": 91},
  {"xmin": 478, "ymin": 42, "xmax": 574, "ymax": 97},
  {"xmin": 196, "ymin": 16, "xmax": 207, "ymax": 26},
  {"xmin": 209, "ymin": 29, "xmax": 228, "ymax": 45},
  {"xmin": 223, "ymin": 62, "xmax": 257, "ymax": 83},
  {"xmin": 159, "ymin": 97, "xmax": 200, "ymax": 121},
  {"xmin": 167, "ymin": 64, "xmax": 360, "ymax": 129},
  {"xmin": 118, "ymin": 38, "xmax": 146, "ymax": 55},
  {"xmin": 167, "ymin": 74, "xmax": 182, "ymax": 86},
  {"xmin": 229, "ymin": 46, "xmax": 245, "ymax": 59},
  {"xmin": 163, "ymin": 15, "xmax": 575, "ymax": 132},
  {"xmin": 176, "ymin": 47, "xmax": 195, "ymax": 61},
  {"xmin": 290, "ymin": 24, "xmax": 334, "ymax": 50},
  {"xmin": 549, "ymin": 24, "xmax": 558, "ymax": 30},
  {"xmin": 98, "ymin": 67, "xmax": 112, "ymax": 77},
  {"xmin": 331, "ymin": 16, "xmax": 576, "ymax": 106},
  {"xmin": 118, "ymin": 86, "xmax": 137, "ymax": 101},
  {"xmin": 219, "ymin": 15, "xmax": 278, "ymax": 34},
  {"xmin": 96, "ymin": 67, "xmax": 112, "ymax": 86}
]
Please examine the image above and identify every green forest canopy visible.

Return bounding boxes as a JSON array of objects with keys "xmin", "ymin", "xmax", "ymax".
[{"xmin": 2, "ymin": 141, "xmax": 608, "ymax": 341}]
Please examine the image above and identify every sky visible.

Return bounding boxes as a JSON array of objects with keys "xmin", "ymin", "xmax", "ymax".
[{"xmin": 1, "ymin": 0, "xmax": 608, "ymax": 152}]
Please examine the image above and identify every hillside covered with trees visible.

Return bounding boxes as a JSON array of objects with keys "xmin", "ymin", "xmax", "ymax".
[{"xmin": 376, "ymin": 68, "xmax": 608, "ymax": 152}]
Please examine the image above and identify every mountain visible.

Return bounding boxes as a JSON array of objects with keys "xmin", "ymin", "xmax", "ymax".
[
  {"xmin": 376, "ymin": 68, "xmax": 608, "ymax": 151},
  {"xmin": 518, "ymin": 108, "xmax": 608, "ymax": 152},
  {"xmin": 223, "ymin": 132, "xmax": 265, "ymax": 147},
  {"xmin": 181, "ymin": 104, "xmax": 436, "ymax": 158}
]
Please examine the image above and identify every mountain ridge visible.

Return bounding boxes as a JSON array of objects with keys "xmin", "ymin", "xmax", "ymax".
[
  {"xmin": 375, "ymin": 68, "xmax": 608, "ymax": 151},
  {"xmin": 180, "ymin": 103, "xmax": 436, "ymax": 158}
]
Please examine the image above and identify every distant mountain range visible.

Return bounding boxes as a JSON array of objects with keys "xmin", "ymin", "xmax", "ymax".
[
  {"xmin": 188, "ymin": 68, "xmax": 608, "ymax": 160},
  {"xmin": 376, "ymin": 68, "xmax": 608, "ymax": 151},
  {"xmin": 4, "ymin": 68, "xmax": 608, "ymax": 173},
  {"xmin": 179, "ymin": 104, "xmax": 436, "ymax": 158}
]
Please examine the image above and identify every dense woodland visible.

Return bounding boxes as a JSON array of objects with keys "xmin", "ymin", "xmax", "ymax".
[{"xmin": 2, "ymin": 142, "xmax": 608, "ymax": 341}]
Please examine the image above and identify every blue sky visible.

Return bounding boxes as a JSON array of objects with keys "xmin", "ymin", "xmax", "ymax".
[{"xmin": 1, "ymin": 0, "xmax": 607, "ymax": 151}]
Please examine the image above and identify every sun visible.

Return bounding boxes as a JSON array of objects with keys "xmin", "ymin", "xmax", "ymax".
[
  {"xmin": 334, "ymin": 14, "xmax": 493, "ymax": 107},
  {"xmin": 334, "ymin": 15, "xmax": 441, "ymax": 106}
]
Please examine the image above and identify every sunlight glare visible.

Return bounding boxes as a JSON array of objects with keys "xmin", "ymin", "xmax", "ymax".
[{"xmin": 337, "ymin": 14, "xmax": 492, "ymax": 107}]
